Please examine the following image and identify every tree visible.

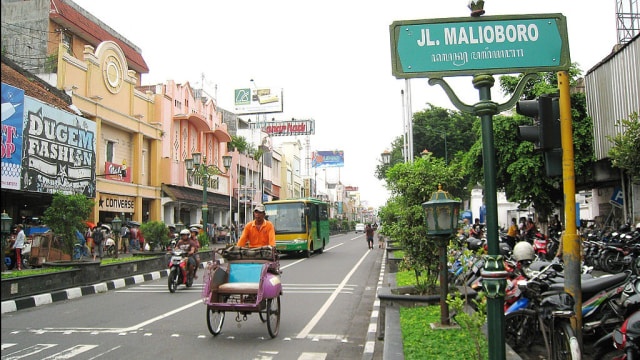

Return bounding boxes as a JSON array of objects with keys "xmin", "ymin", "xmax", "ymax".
[
  {"xmin": 42, "ymin": 193, "xmax": 94, "ymax": 257},
  {"xmin": 608, "ymin": 111, "xmax": 640, "ymax": 181},
  {"xmin": 379, "ymin": 154, "xmax": 464, "ymax": 294},
  {"xmin": 140, "ymin": 221, "xmax": 170, "ymax": 250}
]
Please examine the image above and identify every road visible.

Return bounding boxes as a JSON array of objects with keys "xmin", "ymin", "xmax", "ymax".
[{"xmin": 1, "ymin": 233, "xmax": 383, "ymax": 360}]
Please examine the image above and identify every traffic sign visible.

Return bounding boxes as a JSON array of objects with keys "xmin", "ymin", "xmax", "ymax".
[{"xmin": 390, "ymin": 13, "xmax": 570, "ymax": 78}]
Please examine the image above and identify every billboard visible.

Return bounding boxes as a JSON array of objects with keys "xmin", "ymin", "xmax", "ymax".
[
  {"xmin": 312, "ymin": 150, "xmax": 344, "ymax": 168},
  {"xmin": 1, "ymin": 83, "xmax": 24, "ymax": 190},
  {"xmin": 259, "ymin": 119, "xmax": 315, "ymax": 137},
  {"xmin": 2, "ymin": 83, "xmax": 97, "ymax": 197},
  {"xmin": 22, "ymin": 96, "xmax": 97, "ymax": 197},
  {"xmin": 234, "ymin": 87, "xmax": 283, "ymax": 115}
]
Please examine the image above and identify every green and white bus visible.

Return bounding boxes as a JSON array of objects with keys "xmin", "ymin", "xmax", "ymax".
[{"xmin": 265, "ymin": 198, "xmax": 330, "ymax": 257}]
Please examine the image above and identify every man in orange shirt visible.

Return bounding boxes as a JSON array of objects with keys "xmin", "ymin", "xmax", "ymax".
[{"xmin": 237, "ymin": 204, "xmax": 275, "ymax": 248}]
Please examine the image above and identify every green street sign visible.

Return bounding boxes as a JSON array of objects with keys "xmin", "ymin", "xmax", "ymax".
[{"xmin": 390, "ymin": 13, "xmax": 570, "ymax": 78}]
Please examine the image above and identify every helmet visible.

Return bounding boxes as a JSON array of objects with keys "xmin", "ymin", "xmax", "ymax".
[
  {"xmin": 190, "ymin": 227, "xmax": 199, "ymax": 233},
  {"xmin": 512, "ymin": 241, "xmax": 535, "ymax": 262},
  {"xmin": 179, "ymin": 229, "xmax": 190, "ymax": 236}
]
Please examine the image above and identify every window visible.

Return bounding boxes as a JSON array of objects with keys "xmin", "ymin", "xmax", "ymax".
[
  {"xmin": 62, "ymin": 32, "xmax": 72, "ymax": 54},
  {"xmin": 106, "ymin": 141, "xmax": 114, "ymax": 163}
]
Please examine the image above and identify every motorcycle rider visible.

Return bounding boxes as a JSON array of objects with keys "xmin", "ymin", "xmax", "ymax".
[
  {"xmin": 176, "ymin": 229, "xmax": 197, "ymax": 278},
  {"xmin": 189, "ymin": 227, "xmax": 201, "ymax": 278}
]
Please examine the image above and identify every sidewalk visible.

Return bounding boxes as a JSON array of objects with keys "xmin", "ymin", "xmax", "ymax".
[{"xmin": 1, "ymin": 241, "xmax": 230, "ymax": 314}]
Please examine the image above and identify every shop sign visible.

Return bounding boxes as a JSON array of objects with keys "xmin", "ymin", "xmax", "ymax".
[
  {"xmin": 99, "ymin": 194, "xmax": 135, "ymax": 213},
  {"xmin": 22, "ymin": 96, "xmax": 96, "ymax": 197}
]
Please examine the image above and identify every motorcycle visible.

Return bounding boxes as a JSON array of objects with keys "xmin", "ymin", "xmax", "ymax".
[
  {"xmin": 167, "ymin": 248, "xmax": 194, "ymax": 293},
  {"xmin": 612, "ymin": 311, "xmax": 640, "ymax": 360},
  {"xmin": 532, "ymin": 232, "xmax": 549, "ymax": 261}
]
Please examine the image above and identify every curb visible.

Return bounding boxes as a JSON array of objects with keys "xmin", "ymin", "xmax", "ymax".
[
  {"xmin": 1, "ymin": 269, "xmax": 170, "ymax": 314},
  {"xmin": 362, "ymin": 247, "xmax": 386, "ymax": 360}
]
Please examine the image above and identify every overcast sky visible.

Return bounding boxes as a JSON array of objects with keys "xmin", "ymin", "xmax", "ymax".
[{"xmin": 72, "ymin": 0, "xmax": 620, "ymax": 209}]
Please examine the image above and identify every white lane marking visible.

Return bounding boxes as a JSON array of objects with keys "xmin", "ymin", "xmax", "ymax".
[
  {"xmin": 297, "ymin": 352, "xmax": 327, "ymax": 360},
  {"xmin": 296, "ymin": 250, "xmax": 370, "ymax": 339},
  {"xmin": 86, "ymin": 345, "xmax": 121, "ymax": 360},
  {"xmin": 40, "ymin": 344, "xmax": 98, "ymax": 359},
  {"xmin": 1, "ymin": 343, "xmax": 17, "ymax": 350},
  {"xmin": 2, "ymin": 343, "xmax": 57, "ymax": 359}
]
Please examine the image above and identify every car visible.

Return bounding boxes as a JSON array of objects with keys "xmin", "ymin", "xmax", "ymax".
[{"xmin": 355, "ymin": 223, "xmax": 366, "ymax": 233}]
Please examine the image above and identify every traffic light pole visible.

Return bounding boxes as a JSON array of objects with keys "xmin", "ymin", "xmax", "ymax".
[
  {"xmin": 558, "ymin": 70, "xmax": 582, "ymax": 346},
  {"xmin": 429, "ymin": 72, "xmax": 536, "ymax": 360}
]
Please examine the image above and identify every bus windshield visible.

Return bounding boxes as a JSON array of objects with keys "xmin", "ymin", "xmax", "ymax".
[{"xmin": 265, "ymin": 202, "xmax": 306, "ymax": 234}]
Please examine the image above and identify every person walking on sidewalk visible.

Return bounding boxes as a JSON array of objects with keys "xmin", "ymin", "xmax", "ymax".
[
  {"xmin": 365, "ymin": 224, "xmax": 375, "ymax": 250},
  {"xmin": 92, "ymin": 223, "xmax": 105, "ymax": 261},
  {"xmin": 12, "ymin": 224, "xmax": 25, "ymax": 270}
]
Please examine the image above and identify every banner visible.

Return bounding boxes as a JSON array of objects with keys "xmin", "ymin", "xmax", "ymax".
[
  {"xmin": 312, "ymin": 150, "xmax": 345, "ymax": 168},
  {"xmin": 1, "ymin": 83, "xmax": 24, "ymax": 190},
  {"xmin": 22, "ymin": 96, "xmax": 96, "ymax": 197}
]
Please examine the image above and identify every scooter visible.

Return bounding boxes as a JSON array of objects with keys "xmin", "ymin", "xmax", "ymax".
[
  {"xmin": 532, "ymin": 232, "xmax": 549, "ymax": 261},
  {"xmin": 167, "ymin": 248, "xmax": 194, "ymax": 293},
  {"xmin": 612, "ymin": 311, "xmax": 640, "ymax": 359}
]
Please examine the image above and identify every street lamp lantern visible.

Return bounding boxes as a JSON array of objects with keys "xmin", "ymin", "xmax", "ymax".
[
  {"xmin": 422, "ymin": 184, "xmax": 459, "ymax": 236},
  {"xmin": 175, "ymin": 221, "xmax": 185, "ymax": 233},
  {"xmin": 381, "ymin": 150, "xmax": 391, "ymax": 165},
  {"xmin": 1, "ymin": 210, "xmax": 12, "ymax": 234},
  {"xmin": 185, "ymin": 158, "xmax": 194, "ymax": 171},
  {"xmin": 111, "ymin": 215, "xmax": 122, "ymax": 258},
  {"xmin": 192, "ymin": 152, "xmax": 202, "ymax": 166},
  {"xmin": 223, "ymin": 154, "xmax": 232, "ymax": 170},
  {"xmin": 422, "ymin": 184, "xmax": 460, "ymax": 326}
]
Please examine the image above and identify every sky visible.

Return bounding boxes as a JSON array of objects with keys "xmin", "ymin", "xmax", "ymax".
[{"xmin": 72, "ymin": 0, "xmax": 620, "ymax": 209}]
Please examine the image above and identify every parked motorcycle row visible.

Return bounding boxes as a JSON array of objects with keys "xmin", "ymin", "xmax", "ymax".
[
  {"xmin": 449, "ymin": 223, "xmax": 640, "ymax": 359},
  {"xmin": 583, "ymin": 223, "xmax": 640, "ymax": 276}
]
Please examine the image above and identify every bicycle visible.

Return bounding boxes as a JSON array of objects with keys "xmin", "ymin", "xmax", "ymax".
[{"xmin": 504, "ymin": 263, "xmax": 581, "ymax": 360}]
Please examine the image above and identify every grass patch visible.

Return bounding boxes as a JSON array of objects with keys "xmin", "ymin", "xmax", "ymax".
[
  {"xmin": 1, "ymin": 267, "xmax": 74, "ymax": 279},
  {"xmin": 401, "ymin": 305, "xmax": 487, "ymax": 360},
  {"xmin": 396, "ymin": 269, "xmax": 488, "ymax": 359},
  {"xmin": 1, "ymin": 255, "xmax": 159, "ymax": 279}
]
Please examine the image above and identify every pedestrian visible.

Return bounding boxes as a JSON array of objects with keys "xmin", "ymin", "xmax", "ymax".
[
  {"xmin": 470, "ymin": 218, "xmax": 484, "ymax": 239},
  {"xmin": 525, "ymin": 217, "xmax": 537, "ymax": 242},
  {"xmin": 549, "ymin": 214, "xmax": 562, "ymax": 234},
  {"xmin": 138, "ymin": 229, "xmax": 145, "ymax": 251},
  {"xmin": 92, "ymin": 223, "xmax": 105, "ymax": 261},
  {"xmin": 121, "ymin": 224, "xmax": 130, "ymax": 253},
  {"xmin": 12, "ymin": 224, "xmax": 25, "ymax": 270},
  {"xmin": 212, "ymin": 222, "xmax": 218, "ymax": 243},
  {"xmin": 518, "ymin": 217, "xmax": 527, "ymax": 241},
  {"xmin": 506, "ymin": 217, "xmax": 519, "ymax": 249},
  {"xmin": 365, "ymin": 224, "xmax": 375, "ymax": 250},
  {"xmin": 129, "ymin": 224, "xmax": 139, "ymax": 251},
  {"xmin": 85, "ymin": 226, "xmax": 94, "ymax": 255},
  {"xmin": 377, "ymin": 224, "xmax": 385, "ymax": 249},
  {"xmin": 462, "ymin": 218, "xmax": 471, "ymax": 237}
]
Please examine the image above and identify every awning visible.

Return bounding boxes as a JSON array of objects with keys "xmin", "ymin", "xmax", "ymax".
[
  {"xmin": 162, "ymin": 184, "xmax": 235, "ymax": 208},
  {"xmin": 212, "ymin": 128, "xmax": 232, "ymax": 143}
]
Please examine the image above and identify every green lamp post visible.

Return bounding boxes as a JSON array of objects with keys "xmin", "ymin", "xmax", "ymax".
[
  {"xmin": 111, "ymin": 215, "xmax": 122, "ymax": 259},
  {"xmin": 422, "ymin": 185, "xmax": 460, "ymax": 325},
  {"xmin": 186, "ymin": 152, "xmax": 224, "ymax": 242}
]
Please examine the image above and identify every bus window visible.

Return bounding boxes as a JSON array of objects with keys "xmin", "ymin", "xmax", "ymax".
[{"xmin": 267, "ymin": 202, "xmax": 305, "ymax": 234}]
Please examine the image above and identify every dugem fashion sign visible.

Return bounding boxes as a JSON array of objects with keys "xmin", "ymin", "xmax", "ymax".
[{"xmin": 390, "ymin": 14, "xmax": 569, "ymax": 78}]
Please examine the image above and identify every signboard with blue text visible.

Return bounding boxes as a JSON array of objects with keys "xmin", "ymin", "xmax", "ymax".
[{"xmin": 390, "ymin": 13, "xmax": 570, "ymax": 78}]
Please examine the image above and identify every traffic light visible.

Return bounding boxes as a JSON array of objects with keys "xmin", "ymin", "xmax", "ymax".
[{"xmin": 516, "ymin": 94, "xmax": 562, "ymax": 176}]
